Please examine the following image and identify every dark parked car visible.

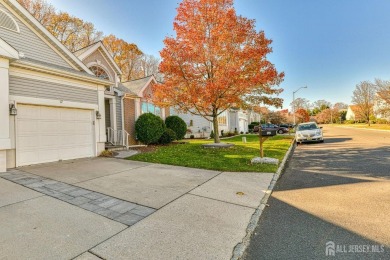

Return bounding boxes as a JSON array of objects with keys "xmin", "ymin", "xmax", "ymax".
[
  {"xmin": 279, "ymin": 123, "xmax": 295, "ymax": 129},
  {"xmin": 253, "ymin": 124, "xmax": 289, "ymax": 134}
]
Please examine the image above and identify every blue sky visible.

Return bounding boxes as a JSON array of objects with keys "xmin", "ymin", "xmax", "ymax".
[{"xmin": 46, "ymin": 0, "xmax": 390, "ymax": 110}]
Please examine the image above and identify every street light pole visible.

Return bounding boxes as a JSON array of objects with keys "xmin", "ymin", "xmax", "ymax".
[{"xmin": 293, "ymin": 86, "xmax": 308, "ymax": 125}]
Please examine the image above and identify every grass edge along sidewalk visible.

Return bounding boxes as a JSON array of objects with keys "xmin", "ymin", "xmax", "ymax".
[{"xmin": 127, "ymin": 135, "xmax": 294, "ymax": 173}]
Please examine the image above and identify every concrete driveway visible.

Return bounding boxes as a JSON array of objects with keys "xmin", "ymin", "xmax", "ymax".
[{"xmin": 0, "ymin": 157, "xmax": 276, "ymax": 259}]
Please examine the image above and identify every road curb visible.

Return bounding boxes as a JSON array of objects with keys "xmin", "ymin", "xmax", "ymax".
[{"xmin": 231, "ymin": 139, "xmax": 296, "ymax": 260}]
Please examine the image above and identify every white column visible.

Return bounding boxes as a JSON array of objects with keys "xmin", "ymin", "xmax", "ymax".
[
  {"xmin": 161, "ymin": 107, "xmax": 166, "ymax": 119},
  {"xmin": 109, "ymin": 98, "xmax": 117, "ymax": 130},
  {"xmin": 0, "ymin": 58, "xmax": 11, "ymax": 172}
]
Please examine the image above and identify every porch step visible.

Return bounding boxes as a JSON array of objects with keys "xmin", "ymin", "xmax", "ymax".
[{"xmin": 105, "ymin": 144, "xmax": 127, "ymax": 151}]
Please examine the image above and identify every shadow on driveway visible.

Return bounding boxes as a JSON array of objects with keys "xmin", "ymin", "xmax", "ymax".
[{"xmin": 244, "ymin": 197, "xmax": 390, "ymax": 260}]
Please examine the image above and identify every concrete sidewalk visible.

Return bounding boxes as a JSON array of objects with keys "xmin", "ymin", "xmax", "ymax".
[{"xmin": 0, "ymin": 158, "xmax": 277, "ymax": 260}]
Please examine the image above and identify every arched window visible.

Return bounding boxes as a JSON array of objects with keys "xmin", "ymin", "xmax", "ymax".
[
  {"xmin": 0, "ymin": 9, "xmax": 20, "ymax": 33},
  {"xmin": 89, "ymin": 65, "xmax": 109, "ymax": 80}
]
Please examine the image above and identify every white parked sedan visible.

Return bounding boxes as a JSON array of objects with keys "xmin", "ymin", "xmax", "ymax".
[{"xmin": 295, "ymin": 122, "xmax": 324, "ymax": 144}]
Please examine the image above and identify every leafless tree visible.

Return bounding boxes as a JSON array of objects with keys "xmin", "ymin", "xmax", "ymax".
[
  {"xmin": 333, "ymin": 102, "xmax": 348, "ymax": 111},
  {"xmin": 290, "ymin": 97, "xmax": 311, "ymax": 112},
  {"xmin": 351, "ymin": 81, "xmax": 377, "ymax": 125},
  {"xmin": 374, "ymin": 79, "xmax": 390, "ymax": 119}
]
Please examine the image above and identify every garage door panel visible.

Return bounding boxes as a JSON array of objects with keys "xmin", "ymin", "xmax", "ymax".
[
  {"xmin": 18, "ymin": 136, "xmax": 40, "ymax": 149},
  {"xmin": 18, "ymin": 119, "xmax": 40, "ymax": 134},
  {"xmin": 17, "ymin": 105, "xmax": 40, "ymax": 119},
  {"xmin": 40, "ymin": 121, "xmax": 61, "ymax": 133},
  {"xmin": 17, "ymin": 105, "xmax": 94, "ymax": 166},
  {"xmin": 39, "ymin": 135, "xmax": 59, "ymax": 148},
  {"xmin": 40, "ymin": 107, "xmax": 60, "ymax": 120}
]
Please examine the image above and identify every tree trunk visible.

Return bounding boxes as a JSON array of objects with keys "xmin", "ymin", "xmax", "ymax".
[{"xmin": 212, "ymin": 116, "xmax": 220, "ymax": 143}]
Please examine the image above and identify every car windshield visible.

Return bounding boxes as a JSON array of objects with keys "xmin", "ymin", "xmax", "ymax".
[{"xmin": 297, "ymin": 124, "xmax": 319, "ymax": 131}]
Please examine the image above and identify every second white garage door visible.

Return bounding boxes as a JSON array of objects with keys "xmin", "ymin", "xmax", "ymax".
[{"xmin": 17, "ymin": 104, "xmax": 95, "ymax": 166}]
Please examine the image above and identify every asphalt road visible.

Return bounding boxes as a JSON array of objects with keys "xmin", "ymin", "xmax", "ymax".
[{"xmin": 244, "ymin": 125, "xmax": 390, "ymax": 260}]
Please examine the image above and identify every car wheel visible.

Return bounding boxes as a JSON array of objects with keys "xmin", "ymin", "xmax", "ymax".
[{"xmin": 278, "ymin": 129, "xmax": 283, "ymax": 134}]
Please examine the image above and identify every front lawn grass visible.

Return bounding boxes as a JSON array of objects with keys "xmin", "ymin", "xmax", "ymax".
[{"xmin": 128, "ymin": 134, "xmax": 294, "ymax": 172}]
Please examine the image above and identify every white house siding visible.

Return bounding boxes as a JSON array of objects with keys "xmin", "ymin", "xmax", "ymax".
[
  {"xmin": 9, "ymin": 76, "xmax": 98, "ymax": 104},
  {"xmin": 346, "ymin": 107, "xmax": 355, "ymax": 120},
  {"xmin": 174, "ymin": 112, "xmax": 211, "ymax": 138},
  {"xmin": 0, "ymin": 2, "xmax": 73, "ymax": 69},
  {"xmin": 228, "ymin": 110, "xmax": 248, "ymax": 133}
]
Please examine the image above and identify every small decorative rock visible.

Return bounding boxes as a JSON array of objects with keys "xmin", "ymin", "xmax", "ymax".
[
  {"xmin": 251, "ymin": 157, "xmax": 279, "ymax": 165},
  {"xmin": 202, "ymin": 142, "xmax": 235, "ymax": 148}
]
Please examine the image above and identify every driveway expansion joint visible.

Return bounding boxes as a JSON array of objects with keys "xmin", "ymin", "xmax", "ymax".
[
  {"xmin": 188, "ymin": 193, "xmax": 258, "ymax": 210},
  {"xmin": 0, "ymin": 170, "xmax": 156, "ymax": 227}
]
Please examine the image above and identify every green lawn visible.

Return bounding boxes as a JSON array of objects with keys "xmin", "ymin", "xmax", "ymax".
[{"xmin": 128, "ymin": 134, "xmax": 294, "ymax": 172}]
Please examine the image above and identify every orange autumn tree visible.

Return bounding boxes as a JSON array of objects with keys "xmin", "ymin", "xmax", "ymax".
[
  {"xmin": 295, "ymin": 108, "xmax": 310, "ymax": 123},
  {"xmin": 153, "ymin": 0, "xmax": 284, "ymax": 143}
]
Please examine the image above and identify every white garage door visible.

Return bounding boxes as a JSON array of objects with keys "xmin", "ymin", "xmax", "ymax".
[{"xmin": 17, "ymin": 104, "xmax": 94, "ymax": 166}]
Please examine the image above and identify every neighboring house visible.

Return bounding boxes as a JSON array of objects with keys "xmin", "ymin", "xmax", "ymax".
[
  {"xmin": 174, "ymin": 110, "xmax": 212, "ymax": 138},
  {"xmin": 175, "ymin": 108, "xmax": 262, "ymax": 137},
  {"xmin": 346, "ymin": 105, "xmax": 359, "ymax": 121},
  {"xmin": 229, "ymin": 109, "xmax": 249, "ymax": 133},
  {"xmin": 0, "ymin": 0, "xmax": 110, "ymax": 171},
  {"xmin": 374, "ymin": 91, "xmax": 390, "ymax": 121},
  {"xmin": 121, "ymin": 75, "xmax": 170, "ymax": 144}
]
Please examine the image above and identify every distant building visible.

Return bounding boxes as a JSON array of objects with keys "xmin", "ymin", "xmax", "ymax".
[{"xmin": 374, "ymin": 91, "xmax": 390, "ymax": 121}]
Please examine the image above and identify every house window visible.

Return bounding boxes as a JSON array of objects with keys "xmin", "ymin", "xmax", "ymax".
[
  {"xmin": 141, "ymin": 101, "xmax": 161, "ymax": 117},
  {"xmin": 89, "ymin": 65, "xmax": 109, "ymax": 80},
  {"xmin": 218, "ymin": 115, "xmax": 227, "ymax": 125},
  {"xmin": 89, "ymin": 65, "xmax": 112, "ymax": 92}
]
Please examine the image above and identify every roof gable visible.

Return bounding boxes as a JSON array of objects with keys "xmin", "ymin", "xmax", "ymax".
[
  {"xmin": 121, "ymin": 75, "xmax": 157, "ymax": 97},
  {"xmin": 74, "ymin": 41, "xmax": 122, "ymax": 75},
  {"xmin": 1, "ymin": 0, "xmax": 93, "ymax": 74}
]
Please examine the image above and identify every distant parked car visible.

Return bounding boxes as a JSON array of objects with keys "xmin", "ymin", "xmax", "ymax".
[
  {"xmin": 279, "ymin": 123, "xmax": 294, "ymax": 129},
  {"xmin": 253, "ymin": 124, "xmax": 289, "ymax": 134},
  {"xmin": 295, "ymin": 122, "xmax": 324, "ymax": 144}
]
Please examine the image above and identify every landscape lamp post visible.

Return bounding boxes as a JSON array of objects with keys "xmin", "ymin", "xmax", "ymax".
[{"xmin": 293, "ymin": 86, "xmax": 308, "ymax": 125}]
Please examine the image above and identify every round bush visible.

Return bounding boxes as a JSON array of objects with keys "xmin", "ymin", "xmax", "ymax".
[
  {"xmin": 159, "ymin": 128, "xmax": 177, "ymax": 144},
  {"xmin": 135, "ymin": 113, "xmax": 165, "ymax": 144},
  {"xmin": 165, "ymin": 116, "xmax": 187, "ymax": 140}
]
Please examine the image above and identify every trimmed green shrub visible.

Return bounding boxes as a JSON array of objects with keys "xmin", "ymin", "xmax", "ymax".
[
  {"xmin": 135, "ymin": 113, "xmax": 165, "ymax": 144},
  {"xmin": 159, "ymin": 128, "xmax": 177, "ymax": 144},
  {"xmin": 165, "ymin": 116, "xmax": 187, "ymax": 140},
  {"xmin": 210, "ymin": 130, "xmax": 215, "ymax": 138},
  {"xmin": 190, "ymin": 134, "xmax": 195, "ymax": 139}
]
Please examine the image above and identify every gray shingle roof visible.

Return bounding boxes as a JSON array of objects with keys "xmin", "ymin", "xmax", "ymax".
[
  {"xmin": 115, "ymin": 83, "xmax": 138, "ymax": 96},
  {"xmin": 73, "ymin": 42, "xmax": 100, "ymax": 57},
  {"xmin": 121, "ymin": 75, "xmax": 155, "ymax": 96}
]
